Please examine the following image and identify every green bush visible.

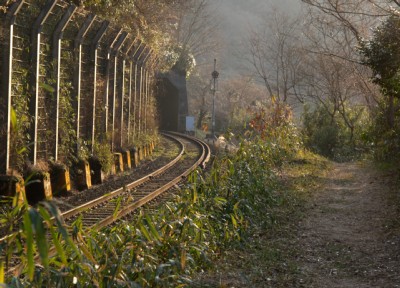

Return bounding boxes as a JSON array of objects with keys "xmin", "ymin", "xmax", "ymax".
[
  {"xmin": 364, "ymin": 98, "xmax": 400, "ymax": 162},
  {"xmin": 92, "ymin": 138, "xmax": 114, "ymax": 174},
  {"xmin": 302, "ymin": 105, "xmax": 369, "ymax": 161}
]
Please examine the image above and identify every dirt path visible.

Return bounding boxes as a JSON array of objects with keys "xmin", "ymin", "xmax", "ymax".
[{"xmin": 299, "ymin": 162, "xmax": 400, "ymax": 287}]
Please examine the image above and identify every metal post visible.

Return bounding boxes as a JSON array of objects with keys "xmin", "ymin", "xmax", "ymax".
[
  {"xmin": 135, "ymin": 46, "xmax": 147, "ymax": 137},
  {"xmin": 148, "ymin": 72, "xmax": 152, "ymax": 133},
  {"xmin": 104, "ymin": 29, "xmax": 122, "ymax": 151},
  {"xmin": 141, "ymin": 51, "xmax": 151, "ymax": 135},
  {"xmin": 30, "ymin": 0, "xmax": 57, "ymax": 165},
  {"xmin": 149, "ymin": 55, "xmax": 159, "ymax": 71},
  {"xmin": 147, "ymin": 71, "xmax": 151, "ymax": 133},
  {"xmin": 142, "ymin": 68, "xmax": 146, "ymax": 134},
  {"xmin": 122, "ymin": 39, "xmax": 135, "ymax": 147},
  {"xmin": 131, "ymin": 41, "xmax": 143, "ymax": 60},
  {"xmin": 138, "ymin": 65, "xmax": 143, "ymax": 136},
  {"xmin": 145, "ymin": 70, "xmax": 148, "ymax": 133},
  {"xmin": 53, "ymin": 4, "xmax": 77, "ymax": 161},
  {"xmin": 143, "ymin": 49, "xmax": 152, "ymax": 134},
  {"xmin": 147, "ymin": 55, "xmax": 158, "ymax": 132},
  {"xmin": 104, "ymin": 54, "xmax": 110, "ymax": 134},
  {"xmin": 131, "ymin": 41, "xmax": 143, "ymax": 141},
  {"xmin": 146, "ymin": 74, "xmax": 150, "ymax": 133},
  {"xmin": 112, "ymin": 54, "xmax": 117, "ymax": 147},
  {"xmin": 133, "ymin": 63, "xmax": 138, "ymax": 141},
  {"xmin": 90, "ymin": 20, "xmax": 108, "ymax": 152},
  {"xmin": 211, "ymin": 59, "xmax": 219, "ymax": 139},
  {"xmin": 127, "ymin": 61, "xmax": 133, "ymax": 145},
  {"xmin": 126, "ymin": 40, "xmax": 137, "ymax": 145},
  {"xmin": 1, "ymin": 0, "xmax": 24, "ymax": 174},
  {"xmin": 110, "ymin": 31, "xmax": 127, "ymax": 151},
  {"xmin": 121, "ymin": 57, "xmax": 126, "ymax": 147},
  {"xmin": 74, "ymin": 14, "xmax": 96, "ymax": 153},
  {"xmin": 212, "ymin": 81, "xmax": 215, "ymax": 138}
]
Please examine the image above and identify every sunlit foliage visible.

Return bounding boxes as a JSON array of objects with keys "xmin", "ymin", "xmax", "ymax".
[{"xmin": 1, "ymin": 109, "xmax": 301, "ymax": 286}]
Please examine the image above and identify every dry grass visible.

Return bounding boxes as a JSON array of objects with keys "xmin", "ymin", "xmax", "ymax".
[{"xmin": 191, "ymin": 150, "xmax": 331, "ymax": 287}]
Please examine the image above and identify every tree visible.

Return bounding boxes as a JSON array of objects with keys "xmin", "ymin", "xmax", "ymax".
[
  {"xmin": 301, "ymin": 0, "xmax": 395, "ymax": 42},
  {"xmin": 215, "ymin": 76, "xmax": 266, "ymax": 132},
  {"xmin": 360, "ymin": 15, "xmax": 400, "ymax": 128},
  {"xmin": 303, "ymin": 52, "xmax": 367, "ymax": 143},
  {"xmin": 67, "ymin": 0, "xmax": 219, "ymax": 73},
  {"xmin": 300, "ymin": 0, "xmax": 398, "ymax": 113},
  {"xmin": 242, "ymin": 2, "xmax": 376, "ymax": 158},
  {"xmin": 246, "ymin": 10, "xmax": 306, "ymax": 104},
  {"xmin": 173, "ymin": 0, "xmax": 219, "ymax": 67},
  {"xmin": 300, "ymin": 0, "xmax": 400, "ymax": 159},
  {"xmin": 300, "ymin": 0, "xmax": 386, "ymax": 106},
  {"xmin": 187, "ymin": 73, "xmax": 211, "ymax": 130}
]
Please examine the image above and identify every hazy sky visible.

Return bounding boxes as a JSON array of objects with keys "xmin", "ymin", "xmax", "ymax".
[{"xmin": 209, "ymin": 0, "xmax": 302, "ymax": 78}]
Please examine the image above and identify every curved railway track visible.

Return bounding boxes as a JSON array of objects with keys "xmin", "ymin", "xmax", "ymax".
[
  {"xmin": 62, "ymin": 132, "xmax": 210, "ymax": 230},
  {"xmin": 1, "ymin": 132, "xmax": 210, "ymax": 275}
]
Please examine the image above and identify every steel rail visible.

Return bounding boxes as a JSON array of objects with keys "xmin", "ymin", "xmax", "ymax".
[
  {"xmin": 4, "ymin": 133, "xmax": 210, "ymax": 277},
  {"xmin": 0, "ymin": 133, "xmax": 180, "ymax": 244},
  {"xmin": 64, "ymin": 132, "xmax": 207, "ymax": 228},
  {"xmin": 94, "ymin": 132, "xmax": 211, "ymax": 228},
  {"xmin": 60, "ymin": 132, "xmax": 184, "ymax": 220},
  {"xmin": 166, "ymin": 131, "xmax": 211, "ymax": 168}
]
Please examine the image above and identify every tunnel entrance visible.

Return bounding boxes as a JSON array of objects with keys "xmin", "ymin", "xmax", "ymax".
[
  {"xmin": 156, "ymin": 69, "xmax": 188, "ymax": 132},
  {"xmin": 156, "ymin": 78, "xmax": 179, "ymax": 131}
]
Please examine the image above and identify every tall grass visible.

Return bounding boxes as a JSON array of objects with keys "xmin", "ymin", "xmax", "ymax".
[{"xmin": 1, "ymin": 119, "xmax": 300, "ymax": 287}]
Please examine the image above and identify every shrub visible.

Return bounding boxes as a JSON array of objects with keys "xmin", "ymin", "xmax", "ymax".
[
  {"xmin": 92, "ymin": 139, "xmax": 114, "ymax": 174},
  {"xmin": 359, "ymin": 98, "xmax": 400, "ymax": 162},
  {"xmin": 302, "ymin": 104, "xmax": 369, "ymax": 161}
]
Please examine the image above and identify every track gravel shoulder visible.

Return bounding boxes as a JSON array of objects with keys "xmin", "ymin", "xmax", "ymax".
[{"xmin": 298, "ymin": 162, "xmax": 400, "ymax": 287}]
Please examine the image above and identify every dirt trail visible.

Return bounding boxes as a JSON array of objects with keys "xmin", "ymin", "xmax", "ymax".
[{"xmin": 299, "ymin": 162, "xmax": 400, "ymax": 287}]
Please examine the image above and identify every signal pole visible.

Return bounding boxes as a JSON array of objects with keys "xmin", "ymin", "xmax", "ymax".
[{"xmin": 211, "ymin": 59, "xmax": 219, "ymax": 139}]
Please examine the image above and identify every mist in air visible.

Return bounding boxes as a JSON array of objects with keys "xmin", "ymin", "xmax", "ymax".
[{"xmin": 209, "ymin": 0, "xmax": 301, "ymax": 77}]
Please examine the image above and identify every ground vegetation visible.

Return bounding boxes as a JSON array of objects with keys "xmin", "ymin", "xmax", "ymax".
[{"xmin": 0, "ymin": 105, "xmax": 303, "ymax": 286}]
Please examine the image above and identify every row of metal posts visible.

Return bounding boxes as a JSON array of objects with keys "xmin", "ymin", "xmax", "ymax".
[{"xmin": 0, "ymin": 0, "xmax": 157, "ymax": 174}]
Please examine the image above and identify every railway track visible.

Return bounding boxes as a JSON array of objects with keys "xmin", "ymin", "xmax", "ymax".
[
  {"xmin": 1, "ymin": 132, "xmax": 210, "ymax": 275},
  {"xmin": 62, "ymin": 132, "xmax": 210, "ymax": 229}
]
